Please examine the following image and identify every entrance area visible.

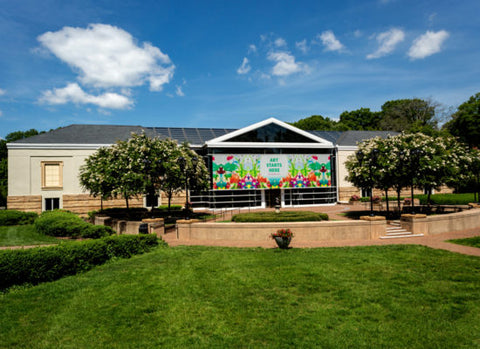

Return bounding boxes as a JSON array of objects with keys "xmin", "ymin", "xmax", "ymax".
[{"xmin": 265, "ymin": 189, "xmax": 281, "ymax": 208}]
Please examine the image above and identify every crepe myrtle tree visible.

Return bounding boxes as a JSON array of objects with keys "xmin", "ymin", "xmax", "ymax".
[
  {"xmin": 446, "ymin": 147, "xmax": 480, "ymax": 203},
  {"xmin": 346, "ymin": 133, "xmax": 468, "ymax": 212},
  {"xmin": 159, "ymin": 141, "xmax": 208, "ymax": 212},
  {"xmin": 170, "ymin": 143, "xmax": 209, "ymax": 213},
  {"xmin": 79, "ymin": 147, "xmax": 117, "ymax": 211}
]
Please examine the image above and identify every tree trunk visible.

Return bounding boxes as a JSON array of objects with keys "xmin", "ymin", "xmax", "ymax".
[
  {"xmin": 397, "ymin": 188, "xmax": 402, "ymax": 214},
  {"xmin": 384, "ymin": 189, "xmax": 390, "ymax": 218}
]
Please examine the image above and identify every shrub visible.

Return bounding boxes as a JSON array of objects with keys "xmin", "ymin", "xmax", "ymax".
[
  {"xmin": 232, "ymin": 211, "xmax": 328, "ymax": 222},
  {"xmin": 34, "ymin": 210, "xmax": 114, "ymax": 239},
  {"xmin": 157, "ymin": 205, "xmax": 182, "ymax": 211},
  {"xmin": 0, "ymin": 234, "xmax": 161, "ymax": 290},
  {"xmin": 416, "ymin": 193, "xmax": 476, "ymax": 205},
  {"xmin": 82, "ymin": 225, "xmax": 116, "ymax": 239},
  {"xmin": 0, "ymin": 210, "xmax": 38, "ymax": 226}
]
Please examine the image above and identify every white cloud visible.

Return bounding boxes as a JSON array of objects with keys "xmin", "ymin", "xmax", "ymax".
[
  {"xmin": 175, "ymin": 85, "xmax": 185, "ymax": 97},
  {"xmin": 37, "ymin": 23, "xmax": 175, "ymax": 91},
  {"xmin": 267, "ymin": 51, "xmax": 307, "ymax": 76},
  {"xmin": 0, "ymin": 110, "xmax": 2, "ymax": 117},
  {"xmin": 248, "ymin": 44, "xmax": 257, "ymax": 53},
  {"xmin": 296, "ymin": 39, "xmax": 309, "ymax": 53},
  {"xmin": 237, "ymin": 57, "xmax": 251, "ymax": 74},
  {"xmin": 39, "ymin": 83, "xmax": 133, "ymax": 109},
  {"xmin": 274, "ymin": 37, "xmax": 287, "ymax": 48},
  {"xmin": 353, "ymin": 30, "xmax": 363, "ymax": 38},
  {"xmin": 318, "ymin": 31, "xmax": 344, "ymax": 52},
  {"xmin": 367, "ymin": 28, "xmax": 405, "ymax": 59},
  {"xmin": 408, "ymin": 30, "xmax": 449, "ymax": 60},
  {"xmin": 0, "ymin": 88, "xmax": 5, "ymax": 96}
]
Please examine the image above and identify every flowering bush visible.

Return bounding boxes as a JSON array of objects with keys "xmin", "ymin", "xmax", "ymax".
[
  {"xmin": 349, "ymin": 194, "xmax": 360, "ymax": 202},
  {"xmin": 404, "ymin": 198, "xmax": 412, "ymax": 205},
  {"xmin": 372, "ymin": 195, "xmax": 381, "ymax": 203},
  {"xmin": 271, "ymin": 228, "xmax": 294, "ymax": 239}
]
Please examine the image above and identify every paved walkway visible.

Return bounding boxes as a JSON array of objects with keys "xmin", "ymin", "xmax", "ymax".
[
  {"xmin": 162, "ymin": 226, "xmax": 480, "ymax": 257},
  {"xmin": 3, "ymin": 205, "xmax": 480, "ymax": 257},
  {"xmin": 162, "ymin": 204, "xmax": 480, "ymax": 257}
]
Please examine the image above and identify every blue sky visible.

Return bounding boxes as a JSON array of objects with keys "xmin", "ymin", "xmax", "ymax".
[{"xmin": 1, "ymin": 0, "xmax": 479, "ymax": 138}]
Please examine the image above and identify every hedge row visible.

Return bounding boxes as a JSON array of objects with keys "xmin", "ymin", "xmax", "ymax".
[
  {"xmin": 416, "ymin": 193, "xmax": 476, "ymax": 205},
  {"xmin": 232, "ymin": 211, "xmax": 329, "ymax": 222},
  {"xmin": 0, "ymin": 210, "xmax": 38, "ymax": 226},
  {"xmin": 0, "ymin": 234, "xmax": 162, "ymax": 290},
  {"xmin": 34, "ymin": 210, "xmax": 115, "ymax": 239}
]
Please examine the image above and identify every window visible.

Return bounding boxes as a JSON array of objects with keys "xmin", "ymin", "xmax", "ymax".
[
  {"xmin": 361, "ymin": 188, "xmax": 371, "ymax": 198},
  {"xmin": 41, "ymin": 161, "xmax": 63, "ymax": 189},
  {"xmin": 45, "ymin": 198, "xmax": 60, "ymax": 211}
]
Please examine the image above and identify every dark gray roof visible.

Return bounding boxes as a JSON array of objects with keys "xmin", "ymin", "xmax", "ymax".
[
  {"xmin": 335, "ymin": 131, "xmax": 399, "ymax": 146},
  {"xmin": 11, "ymin": 124, "xmax": 398, "ymax": 147},
  {"xmin": 12, "ymin": 125, "xmax": 236, "ymax": 145},
  {"xmin": 308, "ymin": 130, "xmax": 343, "ymax": 144}
]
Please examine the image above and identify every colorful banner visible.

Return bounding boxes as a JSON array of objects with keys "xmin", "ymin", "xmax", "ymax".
[{"xmin": 212, "ymin": 154, "xmax": 331, "ymax": 190}]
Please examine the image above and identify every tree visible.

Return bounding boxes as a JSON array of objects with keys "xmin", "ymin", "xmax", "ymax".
[
  {"xmin": 345, "ymin": 132, "xmax": 467, "ymax": 214},
  {"xmin": 443, "ymin": 92, "xmax": 480, "ymax": 148},
  {"xmin": 337, "ymin": 108, "xmax": 382, "ymax": 131},
  {"xmin": 290, "ymin": 115, "xmax": 338, "ymax": 130},
  {"xmin": 0, "ymin": 129, "xmax": 44, "ymax": 207},
  {"xmin": 80, "ymin": 133, "xmax": 209, "ymax": 212},
  {"xmin": 79, "ymin": 147, "xmax": 116, "ymax": 210},
  {"xmin": 161, "ymin": 143, "xmax": 209, "ymax": 212},
  {"xmin": 379, "ymin": 98, "xmax": 439, "ymax": 135}
]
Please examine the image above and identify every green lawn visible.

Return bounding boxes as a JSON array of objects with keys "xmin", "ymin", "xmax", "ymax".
[
  {"xmin": 449, "ymin": 236, "xmax": 480, "ymax": 249},
  {"xmin": 1, "ymin": 245, "xmax": 480, "ymax": 348},
  {"xmin": 0, "ymin": 225, "xmax": 62, "ymax": 247}
]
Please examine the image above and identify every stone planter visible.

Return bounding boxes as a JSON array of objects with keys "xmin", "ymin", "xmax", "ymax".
[{"xmin": 274, "ymin": 236, "xmax": 292, "ymax": 249}]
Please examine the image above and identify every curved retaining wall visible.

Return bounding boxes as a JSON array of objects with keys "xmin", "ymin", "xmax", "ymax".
[
  {"xmin": 400, "ymin": 208, "xmax": 480, "ymax": 236},
  {"xmin": 176, "ymin": 218, "xmax": 386, "ymax": 242}
]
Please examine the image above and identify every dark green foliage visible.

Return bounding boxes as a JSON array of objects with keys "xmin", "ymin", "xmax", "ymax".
[
  {"xmin": 0, "ymin": 129, "xmax": 44, "ymax": 206},
  {"xmin": 380, "ymin": 98, "xmax": 439, "ymax": 134},
  {"xmin": 34, "ymin": 210, "xmax": 114, "ymax": 239},
  {"xmin": 232, "ymin": 211, "xmax": 328, "ymax": 222},
  {"xmin": 290, "ymin": 115, "xmax": 339, "ymax": 130},
  {"xmin": 338, "ymin": 108, "xmax": 382, "ymax": 130},
  {"xmin": 444, "ymin": 92, "xmax": 480, "ymax": 148},
  {"xmin": 0, "ymin": 234, "xmax": 160, "ymax": 290},
  {"xmin": 0, "ymin": 210, "xmax": 38, "ymax": 226}
]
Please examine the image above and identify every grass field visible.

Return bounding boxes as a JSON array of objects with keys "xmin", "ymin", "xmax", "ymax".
[
  {"xmin": 0, "ymin": 225, "xmax": 61, "ymax": 247},
  {"xmin": 449, "ymin": 236, "xmax": 480, "ymax": 249},
  {"xmin": 1, "ymin": 245, "xmax": 480, "ymax": 348}
]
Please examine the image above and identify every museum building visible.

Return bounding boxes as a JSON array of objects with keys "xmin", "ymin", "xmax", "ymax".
[{"xmin": 7, "ymin": 117, "xmax": 396, "ymax": 213}]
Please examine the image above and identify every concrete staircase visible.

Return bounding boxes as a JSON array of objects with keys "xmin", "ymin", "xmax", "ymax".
[{"xmin": 380, "ymin": 220, "xmax": 424, "ymax": 239}]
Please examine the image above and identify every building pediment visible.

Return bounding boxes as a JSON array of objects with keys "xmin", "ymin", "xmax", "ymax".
[{"xmin": 205, "ymin": 117, "xmax": 334, "ymax": 149}]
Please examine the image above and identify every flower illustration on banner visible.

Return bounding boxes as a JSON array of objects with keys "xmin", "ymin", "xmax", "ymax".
[
  {"xmin": 257, "ymin": 174, "xmax": 271, "ymax": 189},
  {"xmin": 291, "ymin": 174, "xmax": 310, "ymax": 188},
  {"xmin": 239, "ymin": 174, "xmax": 259, "ymax": 189}
]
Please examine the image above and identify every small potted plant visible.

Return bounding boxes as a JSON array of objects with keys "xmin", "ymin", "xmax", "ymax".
[
  {"xmin": 271, "ymin": 228, "xmax": 294, "ymax": 249},
  {"xmin": 372, "ymin": 195, "xmax": 381, "ymax": 204}
]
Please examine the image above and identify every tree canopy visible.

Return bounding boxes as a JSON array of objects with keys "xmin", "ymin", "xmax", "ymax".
[
  {"xmin": 291, "ymin": 98, "xmax": 442, "ymax": 135},
  {"xmin": 79, "ymin": 133, "xmax": 209, "ymax": 210},
  {"xmin": 290, "ymin": 115, "xmax": 338, "ymax": 131},
  {"xmin": 1, "ymin": 129, "xmax": 44, "ymax": 207},
  {"xmin": 345, "ymin": 133, "xmax": 469, "ymax": 209},
  {"xmin": 443, "ymin": 92, "xmax": 480, "ymax": 148}
]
